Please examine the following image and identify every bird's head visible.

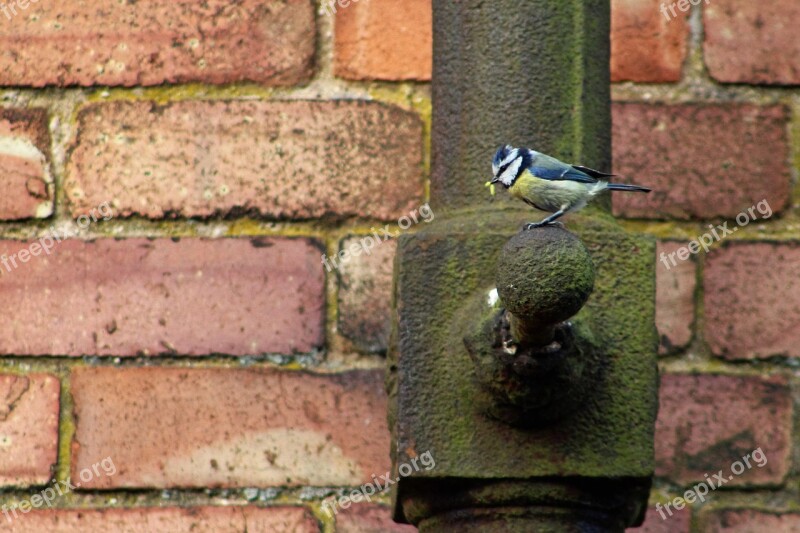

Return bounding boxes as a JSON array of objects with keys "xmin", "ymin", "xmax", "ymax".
[{"xmin": 491, "ymin": 144, "xmax": 528, "ymax": 188}]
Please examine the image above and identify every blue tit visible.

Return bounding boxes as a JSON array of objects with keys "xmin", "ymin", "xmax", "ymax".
[{"xmin": 489, "ymin": 145, "xmax": 651, "ymax": 229}]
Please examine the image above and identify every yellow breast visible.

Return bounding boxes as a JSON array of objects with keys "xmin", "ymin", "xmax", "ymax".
[{"xmin": 507, "ymin": 170, "xmax": 591, "ymax": 213}]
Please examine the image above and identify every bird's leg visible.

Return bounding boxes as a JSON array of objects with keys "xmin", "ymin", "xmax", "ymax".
[{"xmin": 524, "ymin": 209, "xmax": 566, "ymax": 230}]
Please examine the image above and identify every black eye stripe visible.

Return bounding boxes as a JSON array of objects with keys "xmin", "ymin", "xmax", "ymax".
[
  {"xmin": 498, "ymin": 159, "xmax": 514, "ymax": 175},
  {"xmin": 499, "ymin": 155, "xmax": 526, "ymax": 177},
  {"xmin": 494, "ymin": 150, "xmax": 530, "ymax": 179}
]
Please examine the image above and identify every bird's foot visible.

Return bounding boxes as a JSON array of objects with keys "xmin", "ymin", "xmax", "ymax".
[{"xmin": 523, "ymin": 221, "xmax": 564, "ymax": 230}]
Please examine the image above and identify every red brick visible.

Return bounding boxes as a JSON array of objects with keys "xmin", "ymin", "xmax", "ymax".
[
  {"xmin": 705, "ymin": 0, "xmax": 800, "ymax": 85},
  {"xmin": 656, "ymin": 374, "xmax": 791, "ymax": 486},
  {"xmin": 704, "ymin": 243, "xmax": 800, "ymax": 360},
  {"xmin": 337, "ymin": 237, "xmax": 396, "ymax": 353},
  {"xmin": 66, "ymin": 100, "xmax": 423, "ymax": 221},
  {"xmin": 703, "ymin": 509, "xmax": 800, "ymax": 532},
  {"xmin": 0, "ymin": 238, "xmax": 323, "ymax": 356},
  {"xmin": 628, "ymin": 505, "xmax": 690, "ymax": 533},
  {"xmin": 611, "ymin": 0, "xmax": 689, "ymax": 82},
  {"xmin": 0, "ymin": 1, "xmax": 314, "ymax": 87},
  {"xmin": 334, "ymin": 0, "xmax": 431, "ymax": 81},
  {"xmin": 0, "ymin": 374, "xmax": 59, "ymax": 487},
  {"xmin": 656, "ymin": 242, "xmax": 695, "ymax": 354},
  {"xmin": 335, "ymin": 504, "xmax": 416, "ymax": 533},
  {"xmin": 0, "ymin": 109, "xmax": 53, "ymax": 220},
  {"xmin": 6, "ymin": 507, "xmax": 319, "ymax": 533},
  {"xmin": 71, "ymin": 368, "xmax": 389, "ymax": 488},
  {"xmin": 612, "ymin": 103, "xmax": 790, "ymax": 220}
]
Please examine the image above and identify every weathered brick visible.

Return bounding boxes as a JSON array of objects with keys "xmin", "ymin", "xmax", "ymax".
[
  {"xmin": 71, "ymin": 368, "xmax": 389, "ymax": 488},
  {"xmin": 0, "ymin": 0, "xmax": 314, "ymax": 87},
  {"xmin": 335, "ymin": 504, "xmax": 416, "ymax": 533},
  {"xmin": 656, "ymin": 374, "xmax": 792, "ymax": 486},
  {"xmin": 5, "ymin": 507, "xmax": 319, "ymax": 532},
  {"xmin": 656, "ymin": 241, "xmax": 695, "ymax": 354},
  {"xmin": 334, "ymin": 0, "xmax": 431, "ymax": 81},
  {"xmin": 611, "ymin": 0, "xmax": 689, "ymax": 82},
  {"xmin": 705, "ymin": 243, "xmax": 800, "ymax": 360},
  {"xmin": 337, "ymin": 237, "xmax": 396, "ymax": 353},
  {"xmin": 703, "ymin": 509, "xmax": 800, "ymax": 532},
  {"xmin": 705, "ymin": 0, "xmax": 800, "ymax": 85},
  {"xmin": 0, "ymin": 374, "xmax": 59, "ymax": 487},
  {"xmin": 0, "ymin": 238, "xmax": 324, "ymax": 356},
  {"xmin": 612, "ymin": 103, "xmax": 790, "ymax": 220},
  {"xmin": 629, "ymin": 505, "xmax": 690, "ymax": 533},
  {"xmin": 331, "ymin": 0, "xmax": 693, "ymax": 83},
  {"xmin": 0, "ymin": 109, "xmax": 53, "ymax": 220},
  {"xmin": 66, "ymin": 100, "xmax": 423, "ymax": 221}
]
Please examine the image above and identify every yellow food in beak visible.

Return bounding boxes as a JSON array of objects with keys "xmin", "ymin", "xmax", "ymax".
[{"xmin": 485, "ymin": 181, "xmax": 496, "ymax": 196}]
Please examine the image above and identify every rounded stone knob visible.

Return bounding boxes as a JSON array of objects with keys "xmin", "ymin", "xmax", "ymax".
[{"xmin": 495, "ymin": 226, "xmax": 595, "ymax": 343}]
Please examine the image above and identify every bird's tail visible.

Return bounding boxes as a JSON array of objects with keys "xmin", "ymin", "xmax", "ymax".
[{"xmin": 607, "ymin": 183, "xmax": 651, "ymax": 193}]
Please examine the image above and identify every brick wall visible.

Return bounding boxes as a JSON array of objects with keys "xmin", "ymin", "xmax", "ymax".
[
  {"xmin": 0, "ymin": 0, "xmax": 796, "ymax": 532},
  {"xmin": 614, "ymin": 1, "xmax": 799, "ymax": 530}
]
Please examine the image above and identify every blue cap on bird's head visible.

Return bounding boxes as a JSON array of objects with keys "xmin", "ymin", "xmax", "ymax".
[
  {"xmin": 492, "ymin": 144, "xmax": 514, "ymax": 174},
  {"xmin": 491, "ymin": 144, "xmax": 527, "ymax": 187}
]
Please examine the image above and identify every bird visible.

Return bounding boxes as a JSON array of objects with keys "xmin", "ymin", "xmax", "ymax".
[{"xmin": 488, "ymin": 145, "xmax": 651, "ymax": 229}]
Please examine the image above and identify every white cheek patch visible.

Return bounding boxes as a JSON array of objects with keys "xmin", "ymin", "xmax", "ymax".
[
  {"xmin": 500, "ymin": 157, "xmax": 522, "ymax": 186},
  {"xmin": 493, "ymin": 149, "xmax": 519, "ymax": 175}
]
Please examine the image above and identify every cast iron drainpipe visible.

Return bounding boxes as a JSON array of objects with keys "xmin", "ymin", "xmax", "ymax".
[{"xmin": 386, "ymin": 1, "xmax": 659, "ymax": 531}]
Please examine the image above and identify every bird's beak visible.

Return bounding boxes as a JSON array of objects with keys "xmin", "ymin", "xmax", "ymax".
[{"xmin": 490, "ymin": 177, "xmax": 500, "ymax": 184}]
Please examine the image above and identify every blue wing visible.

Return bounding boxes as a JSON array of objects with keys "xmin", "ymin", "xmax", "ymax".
[{"xmin": 528, "ymin": 152, "xmax": 599, "ymax": 184}]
